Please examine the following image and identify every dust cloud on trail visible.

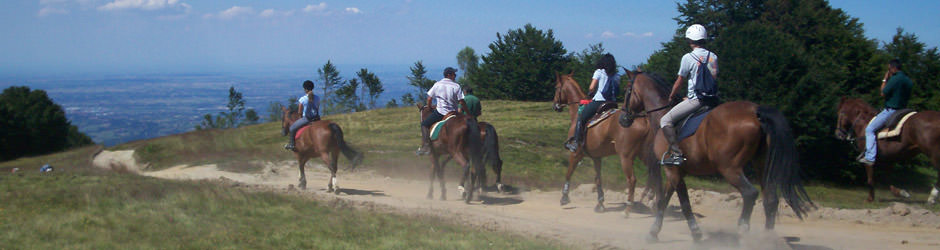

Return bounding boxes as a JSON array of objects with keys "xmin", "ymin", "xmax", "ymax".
[{"xmin": 95, "ymin": 150, "xmax": 940, "ymax": 250}]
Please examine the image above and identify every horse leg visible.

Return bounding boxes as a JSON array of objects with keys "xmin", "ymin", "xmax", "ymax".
[
  {"xmin": 427, "ymin": 154, "xmax": 441, "ymax": 200},
  {"xmin": 647, "ymin": 167, "xmax": 678, "ymax": 243},
  {"xmin": 323, "ymin": 152, "xmax": 339, "ymax": 194},
  {"xmin": 866, "ymin": 163, "xmax": 876, "ymax": 202},
  {"xmin": 619, "ymin": 152, "xmax": 637, "ymax": 217},
  {"xmin": 592, "ymin": 157, "xmax": 606, "ymax": 213},
  {"xmin": 561, "ymin": 152, "xmax": 583, "ymax": 206},
  {"xmin": 297, "ymin": 155, "xmax": 308, "ymax": 190},
  {"xmin": 676, "ymin": 177, "xmax": 703, "ymax": 241},
  {"xmin": 453, "ymin": 153, "xmax": 473, "ymax": 203},
  {"xmin": 725, "ymin": 170, "xmax": 759, "ymax": 234},
  {"xmin": 929, "ymin": 157, "xmax": 940, "ymax": 205},
  {"xmin": 494, "ymin": 158, "xmax": 504, "ymax": 193}
]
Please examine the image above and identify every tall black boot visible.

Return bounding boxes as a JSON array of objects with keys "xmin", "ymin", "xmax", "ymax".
[
  {"xmin": 565, "ymin": 121, "xmax": 586, "ymax": 152},
  {"xmin": 416, "ymin": 126, "xmax": 431, "ymax": 155},
  {"xmin": 285, "ymin": 131, "xmax": 298, "ymax": 152},
  {"xmin": 660, "ymin": 125, "xmax": 685, "ymax": 165}
]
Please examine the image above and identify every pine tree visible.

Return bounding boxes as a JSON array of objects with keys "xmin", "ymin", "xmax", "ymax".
[
  {"xmin": 472, "ymin": 23, "xmax": 568, "ymax": 100},
  {"xmin": 318, "ymin": 60, "xmax": 343, "ymax": 115},
  {"xmin": 407, "ymin": 61, "xmax": 435, "ymax": 101}
]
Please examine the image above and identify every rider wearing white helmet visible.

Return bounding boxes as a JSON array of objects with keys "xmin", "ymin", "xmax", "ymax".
[{"xmin": 660, "ymin": 24, "xmax": 719, "ymax": 166}]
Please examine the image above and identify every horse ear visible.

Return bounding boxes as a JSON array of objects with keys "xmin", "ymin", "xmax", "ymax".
[
  {"xmin": 567, "ymin": 71, "xmax": 574, "ymax": 77},
  {"xmin": 621, "ymin": 66, "xmax": 636, "ymax": 81}
]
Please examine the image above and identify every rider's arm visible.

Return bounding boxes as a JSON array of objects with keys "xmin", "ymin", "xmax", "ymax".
[
  {"xmin": 669, "ymin": 76, "xmax": 685, "ymax": 102},
  {"xmin": 458, "ymin": 99, "xmax": 468, "ymax": 115},
  {"xmin": 881, "ymin": 71, "xmax": 895, "ymax": 97},
  {"xmin": 425, "ymin": 96, "xmax": 433, "ymax": 108},
  {"xmin": 588, "ymin": 78, "xmax": 599, "ymax": 93}
]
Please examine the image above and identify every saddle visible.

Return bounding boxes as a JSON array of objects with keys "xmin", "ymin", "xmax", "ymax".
[
  {"xmin": 429, "ymin": 112, "xmax": 458, "ymax": 141},
  {"xmin": 874, "ymin": 109, "xmax": 916, "ymax": 139},
  {"xmin": 586, "ymin": 102, "xmax": 619, "ymax": 128},
  {"xmin": 676, "ymin": 106, "xmax": 713, "ymax": 141}
]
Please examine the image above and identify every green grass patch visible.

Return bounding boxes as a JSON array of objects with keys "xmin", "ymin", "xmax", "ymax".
[{"xmin": 0, "ymin": 172, "xmax": 563, "ymax": 249}]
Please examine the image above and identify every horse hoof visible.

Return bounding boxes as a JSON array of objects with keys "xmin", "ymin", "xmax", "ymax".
[
  {"xmin": 623, "ymin": 207, "xmax": 632, "ymax": 218},
  {"xmin": 645, "ymin": 233, "xmax": 659, "ymax": 243},
  {"xmin": 560, "ymin": 195, "xmax": 570, "ymax": 206},
  {"xmin": 333, "ymin": 187, "xmax": 341, "ymax": 194},
  {"xmin": 738, "ymin": 224, "xmax": 750, "ymax": 235},
  {"xmin": 692, "ymin": 232, "xmax": 703, "ymax": 242},
  {"xmin": 594, "ymin": 203, "xmax": 605, "ymax": 213},
  {"xmin": 497, "ymin": 183, "xmax": 505, "ymax": 193}
]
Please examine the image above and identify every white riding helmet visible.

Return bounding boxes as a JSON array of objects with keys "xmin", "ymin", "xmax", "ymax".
[{"xmin": 685, "ymin": 24, "xmax": 707, "ymax": 41}]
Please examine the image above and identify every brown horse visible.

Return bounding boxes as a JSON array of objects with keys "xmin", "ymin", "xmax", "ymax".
[
  {"xmin": 281, "ymin": 107, "xmax": 363, "ymax": 193},
  {"xmin": 835, "ymin": 97, "xmax": 940, "ymax": 203},
  {"xmin": 622, "ymin": 71, "xmax": 812, "ymax": 242},
  {"xmin": 444, "ymin": 121, "xmax": 505, "ymax": 194},
  {"xmin": 552, "ymin": 72, "xmax": 651, "ymax": 215},
  {"xmin": 417, "ymin": 105, "xmax": 485, "ymax": 203}
]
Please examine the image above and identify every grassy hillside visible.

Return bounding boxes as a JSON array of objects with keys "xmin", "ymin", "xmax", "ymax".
[{"xmin": 0, "ymin": 171, "xmax": 561, "ymax": 249}]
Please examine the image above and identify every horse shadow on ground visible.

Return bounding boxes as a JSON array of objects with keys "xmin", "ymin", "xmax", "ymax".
[
  {"xmin": 784, "ymin": 237, "xmax": 835, "ymax": 250},
  {"xmin": 600, "ymin": 202, "xmax": 705, "ymax": 220},
  {"xmin": 335, "ymin": 188, "xmax": 387, "ymax": 197},
  {"xmin": 478, "ymin": 195, "xmax": 523, "ymax": 205},
  {"xmin": 481, "ymin": 184, "xmax": 521, "ymax": 195},
  {"xmin": 675, "ymin": 232, "xmax": 832, "ymax": 250}
]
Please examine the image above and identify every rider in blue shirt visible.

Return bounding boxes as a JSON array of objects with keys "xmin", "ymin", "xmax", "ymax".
[{"xmin": 285, "ymin": 80, "xmax": 321, "ymax": 151}]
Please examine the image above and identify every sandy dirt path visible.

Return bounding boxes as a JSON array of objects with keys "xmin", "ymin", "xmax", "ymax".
[{"xmin": 95, "ymin": 150, "xmax": 940, "ymax": 250}]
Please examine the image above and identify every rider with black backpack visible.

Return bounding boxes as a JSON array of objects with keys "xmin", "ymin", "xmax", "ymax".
[
  {"xmin": 564, "ymin": 53, "xmax": 620, "ymax": 152},
  {"xmin": 660, "ymin": 24, "xmax": 719, "ymax": 165}
]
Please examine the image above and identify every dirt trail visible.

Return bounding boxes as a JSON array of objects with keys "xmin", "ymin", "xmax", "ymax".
[{"xmin": 94, "ymin": 150, "xmax": 940, "ymax": 249}]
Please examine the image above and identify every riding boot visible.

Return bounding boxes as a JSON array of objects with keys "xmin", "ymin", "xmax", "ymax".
[
  {"xmin": 661, "ymin": 125, "xmax": 685, "ymax": 165},
  {"xmin": 565, "ymin": 121, "xmax": 586, "ymax": 152},
  {"xmin": 416, "ymin": 126, "xmax": 431, "ymax": 155},
  {"xmin": 285, "ymin": 132, "xmax": 297, "ymax": 152}
]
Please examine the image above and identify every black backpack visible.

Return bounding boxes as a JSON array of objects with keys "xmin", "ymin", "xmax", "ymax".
[
  {"xmin": 691, "ymin": 52, "xmax": 719, "ymax": 106},
  {"xmin": 600, "ymin": 74, "xmax": 620, "ymax": 102}
]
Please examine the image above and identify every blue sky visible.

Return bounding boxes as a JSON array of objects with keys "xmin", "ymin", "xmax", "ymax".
[{"xmin": 2, "ymin": 0, "xmax": 938, "ymax": 76}]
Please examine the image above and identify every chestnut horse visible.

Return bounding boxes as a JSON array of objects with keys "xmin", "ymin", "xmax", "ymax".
[
  {"xmin": 621, "ymin": 71, "xmax": 812, "ymax": 242},
  {"xmin": 417, "ymin": 105, "xmax": 485, "ymax": 203},
  {"xmin": 552, "ymin": 72, "xmax": 651, "ymax": 215},
  {"xmin": 835, "ymin": 97, "xmax": 940, "ymax": 203},
  {"xmin": 281, "ymin": 107, "xmax": 363, "ymax": 193}
]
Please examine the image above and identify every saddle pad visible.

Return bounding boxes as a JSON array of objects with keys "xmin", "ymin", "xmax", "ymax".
[
  {"xmin": 877, "ymin": 112, "xmax": 917, "ymax": 139},
  {"xmin": 587, "ymin": 109, "xmax": 619, "ymax": 128},
  {"xmin": 677, "ymin": 109, "xmax": 712, "ymax": 141},
  {"xmin": 295, "ymin": 125, "xmax": 310, "ymax": 140},
  {"xmin": 430, "ymin": 115, "xmax": 457, "ymax": 140}
]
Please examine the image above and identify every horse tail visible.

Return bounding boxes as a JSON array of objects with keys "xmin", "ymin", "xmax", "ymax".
[
  {"xmin": 465, "ymin": 117, "xmax": 485, "ymax": 186},
  {"xmin": 757, "ymin": 106, "xmax": 814, "ymax": 220},
  {"xmin": 328, "ymin": 123, "xmax": 363, "ymax": 169},
  {"xmin": 482, "ymin": 123, "xmax": 501, "ymax": 168}
]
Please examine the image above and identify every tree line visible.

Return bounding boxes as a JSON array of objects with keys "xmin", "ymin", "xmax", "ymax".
[
  {"xmin": 454, "ymin": 0, "xmax": 939, "ymax": 186},
  {"xmin": 0, "ymin": 86, "xmax": 93, "ymax": 161}
]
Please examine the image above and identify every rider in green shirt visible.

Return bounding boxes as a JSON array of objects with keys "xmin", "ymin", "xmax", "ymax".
[
  {"xmin": 859, "ymin": 59, "xmax": 913, "ymax": 166},
  {"xmin": 462, "ymin": 86, "xmax": 481, "ymax": 119}
]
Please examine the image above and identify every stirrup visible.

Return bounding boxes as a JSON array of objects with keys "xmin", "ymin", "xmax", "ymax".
[
  {"xmin": 415, "ymin": 145, "xmax": 430, "ymax": 156},
  {"xmin": 284, "ymin": 143, "xmax": 297, "ymax": 152},
  {"xmin": 660, "ymin": 151, "xmax": 685, "ymax": 166}
]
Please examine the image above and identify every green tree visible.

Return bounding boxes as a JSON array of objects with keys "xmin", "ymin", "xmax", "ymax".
[
  {"xmin": 642, "ymin": 0, "xmax": 885, "ymax": 183},
  {"xmin": 334, "ymin": 78, "xmax": 363, "ymax": 113},
  {"xmin": 472, "ymin": 23, "xmax": 568, "ymax": 100},
  {"xmin": 456, "ymin": 47, "xmax": 480, "ymax": 87},
  {"xmin": 357, "ymin": 68, "xmax": 384, "ymax": 109},
  {"xmin": 197, "ymin": 86, "xmax": 251, "ymax": 130},
  {"xmin": 0, "ymin": 86, "xmax": 93, "ymax": 161},
  {"xmin": 266, "ymin": 101, "xmax": 284, "ymax": 122},
  {"xmin": 400, "ymin": 93, "xmax": 416, "ymax": 106},
  {"xmin": 318, "ymin": 60, "xmax": 343, "ymax": 115},
  {"xmin": 407, "ymin": 61, "xmax": 435, "ymax": 100},
  {"xmin": 243, "ymin": 109, "xmax": 260, "ymax": 126},
  {"xmin": 385, "ymin": 99, "xmax": 399, "ymax": 108}
]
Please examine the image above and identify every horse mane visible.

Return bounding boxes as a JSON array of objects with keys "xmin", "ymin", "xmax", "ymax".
[
  {"xmin": 561, "ymin": 74, "xmax": 587, "ymax": 97},
  {"xmin": 638, "ymin": 72, "xmax": 672, "ymax": 99}
]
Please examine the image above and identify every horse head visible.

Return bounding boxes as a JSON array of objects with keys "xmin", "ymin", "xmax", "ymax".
[
  {"xmin": 552, "ymin": 72, "xmax": 583, "ymax": 112},
  {"xmin": 281, "ymin": 106, "xmax": 300, "ymax": 136},
  {"xmin": 835, "ymin": 97, "xmax": 875, "ymax": 141}
]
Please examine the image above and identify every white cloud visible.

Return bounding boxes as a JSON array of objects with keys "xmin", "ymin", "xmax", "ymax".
[
  {"xmin": 601, "ymin": 31, "xmax": 616, "ymax": 38},
  {"xmin": 38, "ymin": 6, "xmax": 69, "ymax": 17},
  {"xmin": 204, "ymin": 6, "xmax": 254, "ymax": 20},
  {"xmin": 344, "ymin": 7, "xmax": 361, "ymax": 14},
  {"xmin": 623, "ymin": 32, "xmax": 654, "ymax": 38},
  {"xmin": 303, "ymin": 2, "xmax": 327, "ymax": 13},
  {"xmin": 259, "ymin": 8, "xmax": 294, "ymax": 18},
  {"xmin": 98, "ymin": 0, "xmax": 186, "ymax": 11}
]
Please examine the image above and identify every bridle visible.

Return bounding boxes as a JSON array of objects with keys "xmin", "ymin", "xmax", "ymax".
[
  {"xmin": 619, "ymin": 78, "xmax": 672, "ymax": 126},
  {"xmin": 552, "ymin": 78, "xmax": 581, "ymax": 111}
]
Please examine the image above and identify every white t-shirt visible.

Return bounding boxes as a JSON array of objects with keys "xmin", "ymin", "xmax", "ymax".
[
  {"xmin": 426, "ymin": 78, "xmax": 465, "ymax": 115},
  {"xmin": 678, "ymin": 47, "xmax": 718, "ymax": 99},
  {"xmin": 591, "ymin": 69, "xmax": 609, "ymax": 101}
]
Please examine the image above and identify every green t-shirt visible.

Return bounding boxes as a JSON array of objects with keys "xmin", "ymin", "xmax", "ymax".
[
  {"xmin": 463, "ymin": 94, "xmax": 481, "ymax": 118},
  {"xmin": 883, "ymin": 71, "xmax": 913, "ymax": 109}
]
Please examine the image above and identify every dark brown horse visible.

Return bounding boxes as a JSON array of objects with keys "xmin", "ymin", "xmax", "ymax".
[
  {"xmin": 622, "ymin": 71, "xmax": 812, "ymax": 242},
  {"xmin": 835, "ymin": 97, "xmax": 940, "ymax": 203},
  {"xmin": 281, "ymin": 107, "xmax": 363, "ymax": 193},
  {"xmin": 417, "ymin": 105, "xmax": 485, "ymax": 203},
  {"xmin": 447, "ymin": 121, "xmax": 505, "ymax": 194},
  {"xmin": 552, "ymin": 72, "xmax": 651, "ymax": 215}
]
